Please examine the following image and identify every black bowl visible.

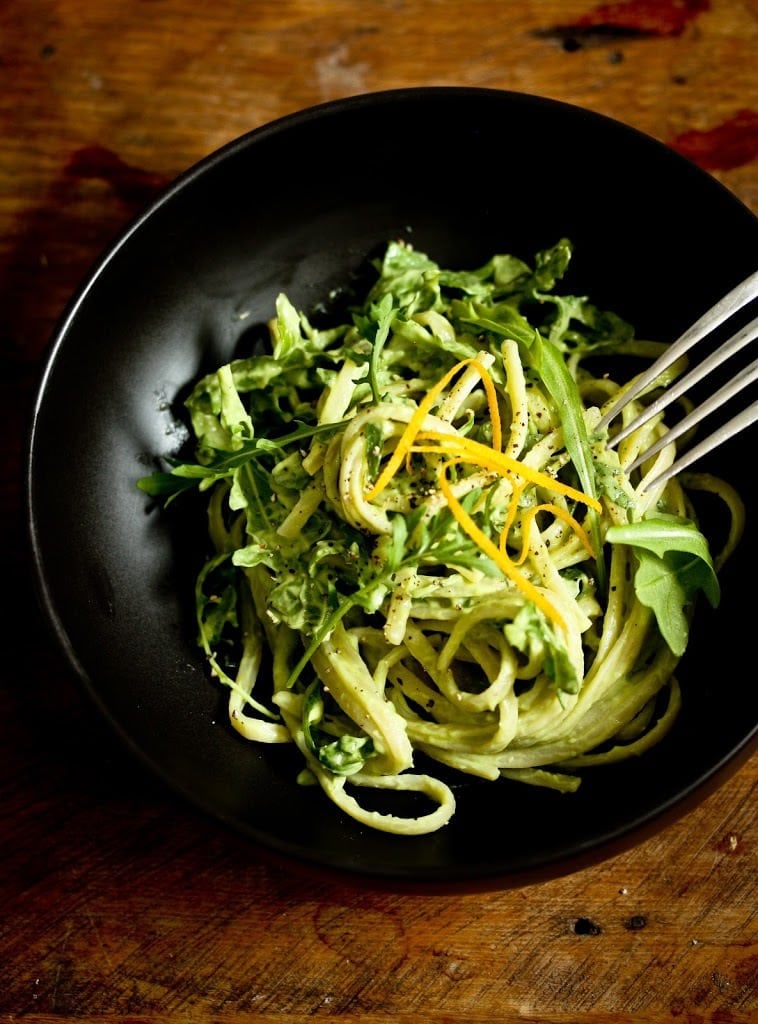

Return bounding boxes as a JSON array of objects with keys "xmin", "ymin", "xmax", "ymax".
[{"xmin": 26, "ymin": 87, "xmax": 758, "ymax": 887}]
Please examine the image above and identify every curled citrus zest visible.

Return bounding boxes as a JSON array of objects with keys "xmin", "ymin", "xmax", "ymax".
[
  {"xmin": 516, "ymin": 503, "xmax": 596, "ymax": 564},
  {"xmin": 364, "ymin": 357, "xmax": 599, "ymax": 633},
  {"xmin": 494, "ymin": 480, "xmax": 594, "ymax": 568},
  {"xmin": 365, "ymin": 355, "xmax": 499, "ymax": 501},
  {"xmin": 499, "ymin": 480, "xmax": 525, "ymax": 556},
  {"xmin": 475, "ymin": 360, "xmax": 502, "ymax": 452},
  {"xmin": 437, "ymin": 463, "xmax": 566, "ymax": 631},
  {"xmin": 413, "ymin": 432, "xmax": 601, "ymax": 512}
]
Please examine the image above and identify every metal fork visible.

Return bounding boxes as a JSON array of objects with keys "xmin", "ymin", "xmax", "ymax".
[{"xmin": 595, "ymin": 268, "xmax": 758, "ymax": 491}]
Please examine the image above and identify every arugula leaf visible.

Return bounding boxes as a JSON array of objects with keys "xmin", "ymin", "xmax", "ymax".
[
  {"xmin": 606, "ymin": 515, "xmax": 720, "ymax": 656},
  {"xmin": 302, "ymin": 680, "xmax": 375, "ymax": 775},
  {"xmin": 504, "ymin": 604, "xmax": 580, "ymax": 694},
  {"xmin": 136, "ymin": 420, "xmax": 342, "ymax": 500},
  {"xmin": 367, "ymin": 240, "xmax": 442, "ymax": 315},
  {"xmin": 353, "ymin": 291, "xmax": 395, "ymax": 404},
  {"xmin": 217, "ymin": 364, "xmax": 254, "ymax": 443},
  {"xmin": 526, "ymin": 237, "xmax": 572, "ymax": 292},
  {"xmin": 195, "ymin": 553, "xmax": 238, "ymax": 650},
  {"xmin": 269, "ymin": 292, "xmax": 346, "ymax": 364}
]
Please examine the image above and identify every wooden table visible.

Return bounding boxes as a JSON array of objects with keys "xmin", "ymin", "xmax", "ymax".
[{"xmin": 2, "ymin": 2, "xmax": 756, "ymax": 1021}]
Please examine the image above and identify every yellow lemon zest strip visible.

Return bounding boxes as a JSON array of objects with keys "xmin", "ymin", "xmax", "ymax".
[
  {"xmin": 477, "ymin": 361, "xmax": 502, "ymax": 452},
  {"xmin": 416, "ymin": 431, "xmax": 602, "ymax": 512},
  {"xmin": 437, "ymin": 463, "xmax": 566, "ymax": 631},
  {"xmin": 499, "ymin": 479, "xmax": 526, "ymax": 556},
  {"xmin": 515, "ymin": 503, "xmax": 596, "ymax": 566},
  {"xmin": 365, "ymin": 356, "xmax": 500, "ymax": 502}
]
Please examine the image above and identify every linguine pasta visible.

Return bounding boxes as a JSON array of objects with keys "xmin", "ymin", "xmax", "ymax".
[{"xmin": 139, "ymin": 239, "xmax": 743, "ymax": 835}]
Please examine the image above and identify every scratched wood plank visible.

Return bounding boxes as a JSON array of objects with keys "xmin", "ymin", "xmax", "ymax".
[
  {"xmin": 2, "ymin": 0, "xmax": 756, "ymax": 369},
  {"xmin": 28, "ymin": 1016, "xmax": 758, "ymax": 1024},
  {"xmin": 10, "ymin": 1016, "xmax": 746, "ymax": 1024},
  {"xmin": 0, "ymin": 609, "xmax": 755, "ymax": 1019},
  {"xmin": 1, "ymin": 1, "xmax": 756, "ymax": 1021}
]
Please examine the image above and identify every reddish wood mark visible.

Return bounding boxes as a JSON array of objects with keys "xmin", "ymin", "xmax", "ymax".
[
  {"xmin": 536, "ymin": 0, "xmax": 709, "ymax": 47},
  {"xmin": 670, "ymin": 110, "xmax": 758, "ymax": 172},
  {"xmin": 65, "ymin": 145, "xmax": 170, "ymax": 210},
  {"xmin": 576, "ymin": 0, "xmax": 709, "ymax": 37}
]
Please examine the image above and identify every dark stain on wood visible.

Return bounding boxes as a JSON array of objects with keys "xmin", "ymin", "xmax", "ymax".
[{"xmin": 669, "ymin": 110, "xmax": 758, "ymax": 172}]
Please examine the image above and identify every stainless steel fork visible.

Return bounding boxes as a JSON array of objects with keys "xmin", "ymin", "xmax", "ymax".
[{"xmin": 595, "ymin": 268, "xmax": 758, "ymax": 490}]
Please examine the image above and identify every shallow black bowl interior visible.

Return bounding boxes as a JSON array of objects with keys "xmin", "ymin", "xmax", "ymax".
[{"xmin": 27, "ymin": 87, "xmax": 758, "ymax": 887}]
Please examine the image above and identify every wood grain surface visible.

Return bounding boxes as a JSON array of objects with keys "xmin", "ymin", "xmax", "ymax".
[{"xmin": 1, "ymin": 2, "xmax": 756, "ymax": 1022}]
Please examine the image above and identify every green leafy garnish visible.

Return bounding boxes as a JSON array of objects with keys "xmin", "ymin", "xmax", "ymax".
[
  {"xmin": 302, "ymin": 680, "xmax": 375, "ymax": 775},
  {"xmin": 607, "ymin": 515, "xmax": 720, "ymax": 656},
  {"xmin": 505, "ymin": 604, "xmax": 580, "ymax": 694}
]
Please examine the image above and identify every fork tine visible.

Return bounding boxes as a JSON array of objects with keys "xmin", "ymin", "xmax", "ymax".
[
  {"xmin": 627, "ymin": 355, "xmax": 758, "ymax": 472},
  {"xmin": 606, "ymin": 314, "xmax": 758, "ymax": 450},
  {"xmin": 596, "ymin": 268, "xmax": 758, "ymax": 434},
  {"xmin": 639, "ymin": 398, "xmax": 758, "ymax": 492}
]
